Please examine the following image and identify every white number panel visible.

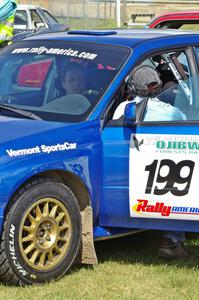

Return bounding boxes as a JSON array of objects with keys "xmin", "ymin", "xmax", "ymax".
[{"xmin": 129, "ymin": 134, "xmax": 199, "ymax": 220}]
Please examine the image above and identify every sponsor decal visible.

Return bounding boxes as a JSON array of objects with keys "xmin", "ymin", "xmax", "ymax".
[
  {"xmin": 11, "ymin": 47, "xmax": 97, "ymax": 60},
  {"xmin": 156, "ymin": 140, "xmax": 199, "ymax": 151},
  {"xmin": 132, "ymin": 199, "xmax": 199, "ymax": 217},
  {"xmin": 131, "ymin": 134, "xmax": 199, "ymax": 154},
  {"xmin": 9, "ymin": 224, "xmax": 28, "ymax": 277},
  {"xmin": 129, "ymin": 134, "xmax": 199, "ymax": 220},
  {"xmin": 156, "ymin": 139, "xmax": 199, "ymax": 155},
  {"xmin": 133, "ymin": 199, "xmax": 171, "ymax": 217},
  {"xmin": 6, "ymin": 142, "xmax": 77, "ymax": 157}
]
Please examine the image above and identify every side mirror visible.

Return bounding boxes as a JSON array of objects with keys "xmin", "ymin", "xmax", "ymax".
[{"xmin": 124, "ymin": 101, "xmax": 136, "ymax": 125}]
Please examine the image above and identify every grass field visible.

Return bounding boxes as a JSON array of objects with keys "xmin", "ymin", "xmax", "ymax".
[
  {"xmin": 58, "ymin": 17, "xmax": 199, "ymax": 31},
  {"xmin": 59, "ymin": 17, "xmax": 117, "ymax": 30},
  {"xmin": 0, "ymin": 231, "xmax": 199, "ymax": 299}
]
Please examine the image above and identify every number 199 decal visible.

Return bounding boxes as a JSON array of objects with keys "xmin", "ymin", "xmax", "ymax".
[
  {"xmin": 145, "ymin": 159, "xmax": 195, "ymax": 196},
  {"xmin": 129, "ymin": 134, "xmax": 199, "ymax": 220}
]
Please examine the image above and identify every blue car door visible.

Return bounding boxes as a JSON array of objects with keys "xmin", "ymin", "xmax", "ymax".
[
  {"xmin": 100, "ymin": 123, "xmax": 135, "ymax": 227},
  {"xmin": 100, "ymin": 47, "xmax": 199, "ymax": 232}
]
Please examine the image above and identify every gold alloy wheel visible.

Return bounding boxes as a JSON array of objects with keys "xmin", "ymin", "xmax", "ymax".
[{"xmin": 19, "ymin": 197, "xmax": 72, "ymax": 271}]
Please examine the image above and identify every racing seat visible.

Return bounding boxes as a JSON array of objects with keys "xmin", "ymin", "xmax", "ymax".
[{"xmin": 159, "ymin": 80, "xmax": 178, "ymax": 106}]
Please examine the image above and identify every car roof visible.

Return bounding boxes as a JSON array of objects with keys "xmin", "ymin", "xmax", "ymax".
[
  {"xmin": 151, "ymin": 11, "xmax": 199, "ymax": 19},
  {"xmin": 17, "ymin": 4, "xmax": 45, "ymax": 10},
  {"xmin": 148, "ymin": 11, "xmax": 199, "ymax": 27},
  {"xmin": 24, "ymin": 28, "xmax": 199, "ymax": 48}
]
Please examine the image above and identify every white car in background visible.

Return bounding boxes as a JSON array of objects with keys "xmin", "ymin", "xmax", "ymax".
[{"xmin": 14, "ymin": 4, "xmax": 68, "ymax": 35}]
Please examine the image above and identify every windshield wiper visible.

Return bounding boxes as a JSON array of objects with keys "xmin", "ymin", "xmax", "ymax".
[{"xmin": 0, "ymin": 104, "xmax": 42, "ymax": 120}]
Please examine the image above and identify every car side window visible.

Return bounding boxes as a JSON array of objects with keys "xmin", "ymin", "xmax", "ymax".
[
  {"xmin": 30, "ymin": 10, "xmax": 45, "ymax": 29},
  {"xmin": 140, "ymin": 51, "xmax": 193, "ymax": 122},
  {"xmin": 14, "ymin": 10, "xmax": 28, "ymax": 30},
  {"xmin": 112, "ymin": 50, "xmax": 193, "ymax": 122}
]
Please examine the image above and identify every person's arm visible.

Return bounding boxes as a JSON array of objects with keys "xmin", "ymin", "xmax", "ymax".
[
  {"xmin": 172, "ymin": 107, "xmax": 187, "ymax": 120},
  {"xmin": 145, "ymin": 97, "xmax": 187, "ymax": 121},
  {"xmin": 112, "ymin": 96, "xmax": 142, "ymax": 120},
  {"xmin": 112, "ymin": 100, "xmax": 129, "ymax": 120}
]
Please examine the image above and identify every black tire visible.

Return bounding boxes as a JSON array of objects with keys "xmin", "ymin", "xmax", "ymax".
[{"xmin": 0, "ymin": 178, "xmax": 81, "ymax": 285}]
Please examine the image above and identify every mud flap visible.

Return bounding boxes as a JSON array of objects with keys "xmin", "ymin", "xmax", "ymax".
[{"xmin": 77, "ymin": 206, "xmax": 98, "ymax": 265}]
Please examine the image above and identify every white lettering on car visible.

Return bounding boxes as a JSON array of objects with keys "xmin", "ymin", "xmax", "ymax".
[
  {"xmin": 78, "ymin": 52, "xmax": 97, "ymax": 60},
  {"xmin": 41, "ymin": 142, "xmax": 77, "ymax": 154},
  {"xmin": 6, "ymin": 146, "xmax": 41, "ymax": 157},
  {"xmin": 9, "ymin": 224, "xmax": 28, "ymax": 277},
  {"xmin": 6, "ymin": 142, "xmax": 77, "ymax": 157},
  {"xmin": 11, "ymin": 47, "xmax": 97, "ymax": 60}
]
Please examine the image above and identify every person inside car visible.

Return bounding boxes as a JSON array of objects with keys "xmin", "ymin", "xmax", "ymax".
[
  {"xmin": 45, "ymin": 62, "xmax": 90, "ymax": 114},
  {"xmin": 113, "ymin": 65, "xmax": 188, "ymax": 259},
  {"xmin": 61, "ymin": 62, "xmax": 86, "ymax": 96},
  {"xmin": 113, "ymin": 65, "xmax": 186, "ymax": 121}
]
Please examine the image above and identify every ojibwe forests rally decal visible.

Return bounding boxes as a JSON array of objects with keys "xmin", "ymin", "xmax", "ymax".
[{"xmin": 129, "ymin": 134, "xmax": 199, "ymax": 220}]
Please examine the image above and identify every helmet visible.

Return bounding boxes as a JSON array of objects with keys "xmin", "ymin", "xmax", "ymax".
[{"xmin": 127, "ymin": 65, "xmax": 162, "ymax": 97}]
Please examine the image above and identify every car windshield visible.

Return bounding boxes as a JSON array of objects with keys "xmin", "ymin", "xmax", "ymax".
[{"xmin": 0, "ymin": 40, "xmax": 130, "ymax": 122}]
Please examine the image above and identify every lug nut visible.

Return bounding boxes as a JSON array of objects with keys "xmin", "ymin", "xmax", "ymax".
[
  {"xmin": 46, "ymin": 224, "xmax": 51, "ymax": 230},
  {"xmin": 46, "ymin": 235, "xmax": 51, "ymax": 241}
]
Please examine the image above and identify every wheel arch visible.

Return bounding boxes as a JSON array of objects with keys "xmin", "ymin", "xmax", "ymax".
[
  {"xmin": 6, "ymin": 169, "xmax": 91, "ymax": 214},
  {"xmin": 39, "ymin": 169, "xmax": 91, "ymax": 211}
]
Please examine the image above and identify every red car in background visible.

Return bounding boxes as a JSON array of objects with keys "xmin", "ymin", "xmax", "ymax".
[{"xmin": 147, "ymin": 11, "xmax": 199, "ymax": 30}]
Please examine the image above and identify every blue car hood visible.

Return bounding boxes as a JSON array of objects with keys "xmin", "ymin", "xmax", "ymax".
[
  {"xmin": 0, "ymin": 116, "xmax": 102, "ymax": 207},
  {"xmin": 0, "ymin": 115, "xmax": 99, "ymax": 141},
  {"xmin": 0, "ymin": 116, "xmax": 101, "ymax": 161}
]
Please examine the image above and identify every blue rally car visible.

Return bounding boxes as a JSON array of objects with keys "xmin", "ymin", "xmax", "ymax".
[{"xmin": 0, "ymin": 28, "xmax": 199, "ymax": 284}]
